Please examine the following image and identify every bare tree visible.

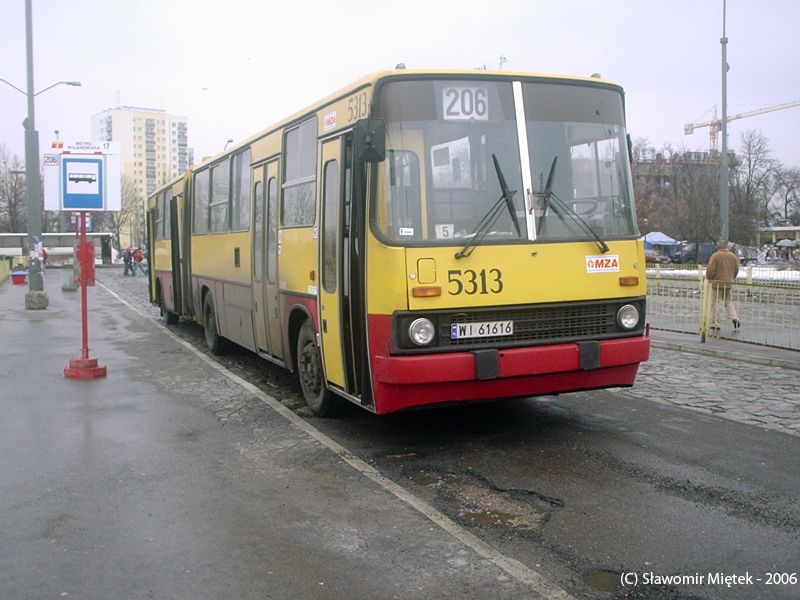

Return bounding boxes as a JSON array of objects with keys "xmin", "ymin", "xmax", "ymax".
[
  {"xmin": 0, "ymin": 145, "xmax": 27, "ymax": 233},
  {"xmin": 92, "ymin": 175, "xmax": 141, "ymax": 252},
  {"xmin": 631, "ymin": 138, "xmax": 672, "ymax": 235},
  {"xmin": 771, "ymin": 165, "xmax": 800, "ymax": 225},
  {"xmin": 730, "ymin": 130, "xmax": 776, "ymax": 244},
  {"xmin": 671, "ymin": 153, "xmax": 720, "ymax": 245},
  {"xmin": 630, "ymin": 139, "xmax": 723, "ymax": 247}
]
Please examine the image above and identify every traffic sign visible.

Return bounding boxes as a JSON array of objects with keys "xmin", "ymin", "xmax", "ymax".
[
  {"xmin": 63, "ymin": 157, "xmax": 103, "ymax": 209},
  {"xmin": 44, "ymin": 141, "xmax": 121, "ymax": 212}
]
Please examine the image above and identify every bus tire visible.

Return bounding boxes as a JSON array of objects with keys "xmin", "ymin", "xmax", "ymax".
[
  {"xmin": 296, "ymin": 319, "xmax": 337, "ymax": 417},
  {"xmin": 203, "ymin": 294, "xmax": 229, "ymax": 355}
]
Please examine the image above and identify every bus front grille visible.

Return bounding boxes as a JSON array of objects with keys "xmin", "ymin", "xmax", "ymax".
[{"xmin": 392, "ymin": 298, "xmax": 646, "ymax": 354}]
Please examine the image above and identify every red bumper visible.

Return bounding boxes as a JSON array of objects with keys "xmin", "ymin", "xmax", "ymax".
[{"xmin": 369, "ymin": 321, "xmax": 650, "ymax": 414}]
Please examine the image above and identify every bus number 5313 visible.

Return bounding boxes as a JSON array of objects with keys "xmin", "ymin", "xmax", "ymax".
[{"xmin": 448, "ymin": 269, "xmax": 503, "ymax": 295}]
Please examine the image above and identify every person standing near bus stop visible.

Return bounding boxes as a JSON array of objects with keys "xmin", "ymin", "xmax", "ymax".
[
  {"xmin": 122, "ymin": 247, "xmax": 132, "ymax": 276},
  {"xmin": 706, "ymin": 239, "xmax": 740, "ymax": 330},
  {"xmin": 132, "ymin": 247, "xmax": 146, "ymax": 276}
]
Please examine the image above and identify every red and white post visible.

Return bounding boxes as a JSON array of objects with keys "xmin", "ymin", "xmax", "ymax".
[{"xmin": 64, "ymin": 211, "xmax": 107, "ymax": 378}]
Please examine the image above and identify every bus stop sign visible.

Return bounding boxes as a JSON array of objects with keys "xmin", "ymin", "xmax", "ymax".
[{"xmin": 43, "ymin": 141, "xmax": 121, "ymax": 212}]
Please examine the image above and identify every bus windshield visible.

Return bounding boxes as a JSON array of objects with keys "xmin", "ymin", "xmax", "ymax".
[{"xmin": 373, "ymin": 78, "xmax": 638, "ymax": 247}]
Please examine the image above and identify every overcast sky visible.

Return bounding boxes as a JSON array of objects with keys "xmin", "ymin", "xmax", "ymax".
[{"xmin": 2, "ymin": 0, "xmax": 799, "ymax": 169}]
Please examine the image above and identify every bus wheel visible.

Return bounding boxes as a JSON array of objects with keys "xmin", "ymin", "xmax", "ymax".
[
  {"xmin": 203, "ymin": 294, "xmax": 229, "ymax": 355},
  {"xmin": 296, "ymin": 320, "xmax": 336, "ymax": 417},
  {"xmin": 159, "ymin": 287, "xmax": 179, "ymax": 325}
]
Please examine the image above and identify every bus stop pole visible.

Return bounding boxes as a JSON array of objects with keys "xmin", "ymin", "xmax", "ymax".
[{"xmin": 64, "ymin": 211, "xmax": 107, "ymax": 378}]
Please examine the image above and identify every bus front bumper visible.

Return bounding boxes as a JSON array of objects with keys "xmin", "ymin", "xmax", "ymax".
[{"xmin": 370, "ymin": 336, "xmax": 650, "ymax": 414}]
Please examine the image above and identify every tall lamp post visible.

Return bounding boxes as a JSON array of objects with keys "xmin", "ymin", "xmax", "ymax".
[
  {"xmin": 720, "ymin": 0, "xmax": 730, "ymax": 241},
  {"xmin": 1, "ymin": 0, "xmax": 80, "ymax": 309}
]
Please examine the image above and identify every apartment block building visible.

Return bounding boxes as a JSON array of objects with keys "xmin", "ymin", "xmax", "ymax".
[{"xmin": 91, "ymin": 107, "xmax": 191, "ymax": 246}]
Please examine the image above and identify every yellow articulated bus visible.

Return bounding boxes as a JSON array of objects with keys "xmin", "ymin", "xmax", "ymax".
[{"xmin": 148, "ymin": 68, "xmax": 650, "ymax": 416}]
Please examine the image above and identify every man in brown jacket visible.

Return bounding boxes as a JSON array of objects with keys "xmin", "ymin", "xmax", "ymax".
[{"xmin": 705, "ymin": 239, "xmax": 740, "ymax": 330}]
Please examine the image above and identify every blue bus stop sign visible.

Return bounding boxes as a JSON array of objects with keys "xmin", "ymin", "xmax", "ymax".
[{"xmin": 62, "ymin": 157, "xmax": 104, "ymax": 210}]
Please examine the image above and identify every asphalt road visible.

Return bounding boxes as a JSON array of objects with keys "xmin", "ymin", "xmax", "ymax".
[{"xmin": 9, "ymin": 269, "xmax": 795, "ymax": 600}]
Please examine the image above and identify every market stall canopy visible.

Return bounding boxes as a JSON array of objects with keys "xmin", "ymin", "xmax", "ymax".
[
  {"xmin": 775, "ymin": 238, "xmax": 797, "ymax": 247},
  {"xmin": 644, "ymin": 231, "xmax": 677, "ymax": 249}
]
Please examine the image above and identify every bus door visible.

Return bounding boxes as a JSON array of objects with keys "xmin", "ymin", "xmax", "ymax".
[
  {"xmin": 319, "ymin": 135, "xmax": 362, "ymax": 395},
  {"xmin": 169, "ymin": 193, "xmax": 182, "ymax": 314},
  {"xmin": 252, "ymin": 159, "xmax": 284, "ymax": 359},
  {"xmin": 146, "ymin": 206, "xmax": 156, "ymax": 301}
]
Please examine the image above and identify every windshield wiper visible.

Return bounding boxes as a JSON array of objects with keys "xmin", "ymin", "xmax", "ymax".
[
  {"xmin": 493, "ymin": 154, "xmax": 522, "ymax": 237},
  {"xmin": 534, "ymin": 155, "xmax": 609, "ymax": 254},
  {"xmin": 548, "ymin": 193, "xmax": 610, "ymax": 253},
  {"xmin": 455, "ymin": 154, "xmax": 522, "ymax": 259},
  {"xmin": 536, "ymin": 156, "xmax": 558, "ymax": 237}
]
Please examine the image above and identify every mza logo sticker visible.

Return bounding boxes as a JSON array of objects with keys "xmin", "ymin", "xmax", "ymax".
[{"xmin": 586, "ymin": 255, "xmax": 620, "ymax": 272}]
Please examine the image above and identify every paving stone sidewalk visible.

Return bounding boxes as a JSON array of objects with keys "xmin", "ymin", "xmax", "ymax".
[{"xmin": 625, "ymin": 349, "xmax": 800, "ymax": 436}]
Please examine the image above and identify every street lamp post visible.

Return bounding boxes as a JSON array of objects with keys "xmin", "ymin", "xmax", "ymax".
[
  {"xmin": 720, "ymin": 0, "xmax": 730, "ymax": 241},
  {"xmin": 1, "ymin": 0, "xmax": 80, "ymax": 309},
  {"xmin": 23, "ymin": 0, "xmax": 45, "ymax": 309}
]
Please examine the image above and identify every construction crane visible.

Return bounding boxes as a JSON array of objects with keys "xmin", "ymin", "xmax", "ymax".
[{"xmin": 684, "ymin": 100, "xmax": 800, "ymax": 155}]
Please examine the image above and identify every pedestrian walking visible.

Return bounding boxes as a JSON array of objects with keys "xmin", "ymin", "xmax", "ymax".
[
  {"xmin": 132, "ymin": 247, "xmax": 147, "ymax": 276},
  {"xmin": 706, "ymin": 239, "xmax": 739, "ymax": 330},
  {"xmin": 122, "ymin": 247, "xmax": 132, "ymax": 276}
]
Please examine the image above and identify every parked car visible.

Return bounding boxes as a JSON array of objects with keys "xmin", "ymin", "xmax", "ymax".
[
  {"xmin": 671, "ymin": 242, "xmax": 715, "ymax": 265},
  {"xmin": 645, "ymin": 250, "xmax": 670, "ymax": 264}
]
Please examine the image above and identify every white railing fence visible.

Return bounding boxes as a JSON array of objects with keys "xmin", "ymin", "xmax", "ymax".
[{"xmin": 646, "ymin": 264, "xmax": 800, "ymax": 351}]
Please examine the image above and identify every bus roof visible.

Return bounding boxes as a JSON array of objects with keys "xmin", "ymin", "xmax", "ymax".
[{"xmin": 150, "ymin": 68, "xmax": 623, "ymax": 199}]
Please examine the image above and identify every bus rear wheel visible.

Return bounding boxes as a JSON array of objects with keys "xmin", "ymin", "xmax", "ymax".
[
  {"xmin": 203, "ymin": 294, "xmax": 229, "ymax": 355},
  {"xmin": 296, "ymin": 320, "xmax": 338, "ymax": 417}
]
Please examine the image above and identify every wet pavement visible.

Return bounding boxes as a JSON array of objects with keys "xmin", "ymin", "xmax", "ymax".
[
  {"xmin": 1, "ymin": 266, "xmax": 798, "ymax": 599},
  {"xmin": 0, "ymin": 269, "xmax": 552, "ymax": 600}
]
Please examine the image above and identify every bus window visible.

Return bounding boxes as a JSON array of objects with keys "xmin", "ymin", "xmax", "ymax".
[
  {"xmin": 209, "ymin": 159, "xmax": 230, "ymax": 233},
  {"xmin": 382, "ymin": 150, "xmax": 421, "ymax": 240},
  {"xmin": 164, "ymin": 189, "xmax": 172, "ymax": 239},
  {"xmin": 231, "ymin": 149, "xmax": 251, "ymax": 232},
  {"xmin": 282, "ymin": 119, "xmax": 317, "ymax": 227},
  {"xmin": 253, "ymin": 180, "xmax": 263, "ymax": 282},
  {"xmin": 267, "ymin": 176, "xmax": 278, "ymax": 283},
  {"xmin": 154, "ymin": 192, "xmax": 164, "ymax": 241},
  {"xmin": 522, "ymin": 82, "xmax": 637, "ymax": 240},
  {"xmin": 375, "ymin": 79, "xmax": 523, "ymax": 245},
  {"xmin": 193, "ymin": 169, "xmax": 210, "ymax": 235},
  {"xmin": 322, "ymin": 160, "xmax": 338, "ymax": 293}
]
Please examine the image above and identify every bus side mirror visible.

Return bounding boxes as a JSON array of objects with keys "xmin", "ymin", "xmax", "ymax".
[{"xmin": 356, "ymin": 118, "xmax": 385, "ymax": 162}]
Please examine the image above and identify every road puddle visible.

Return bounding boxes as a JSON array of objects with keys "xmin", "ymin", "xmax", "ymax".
[
  {"xmin": 462, "ymin": 510, "xmax": 519, "ymax": 526},
  {"xmin": 582, "ymin": 569, "xmax": 621, "ymax": 592},
  {"xmin": 382, "ymin": 452, "xmax": 423, "ymax": 463},
  {"xmin": 409, "ymin": 472, "xmax": 443, "ymax": 486}
]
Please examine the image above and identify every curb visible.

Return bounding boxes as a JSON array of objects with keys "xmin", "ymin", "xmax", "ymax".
[{"xmin": 651, "ymin": 339, "xmax": 800, "ymax": 372}]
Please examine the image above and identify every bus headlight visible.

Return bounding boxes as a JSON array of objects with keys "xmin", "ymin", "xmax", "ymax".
[
  {"xmin": 408, "ymin": 318, "xmax": 435, "ymax": 346},
  {"xmin": 617, "ymin": 304, "xmax": 640, "ymax": 330}
]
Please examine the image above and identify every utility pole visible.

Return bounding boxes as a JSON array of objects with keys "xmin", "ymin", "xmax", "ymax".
[
  {"xmin": 0, "ymin": 1, "xmax": 80, "ymax": 307},
  {"xmin": 24, "ymin": 0, "xmax": 48, "ymax": 309},
  {"xmin": 720, "ymin": 0, "xmax": 730, "ymax": 241}
]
